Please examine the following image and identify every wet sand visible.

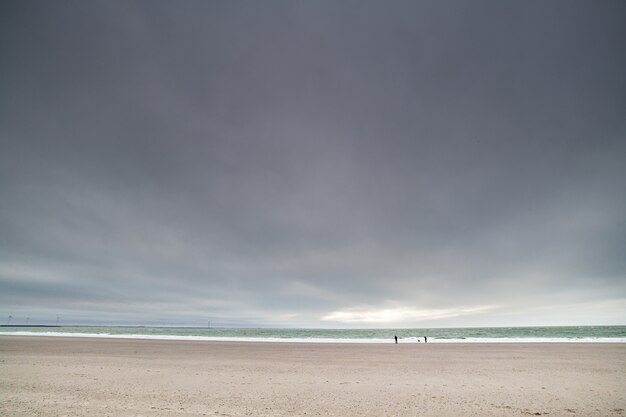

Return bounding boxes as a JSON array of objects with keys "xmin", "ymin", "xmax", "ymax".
[{"xmin": 1, "ymin": 336, "xmax": 625, "ymax": 416}]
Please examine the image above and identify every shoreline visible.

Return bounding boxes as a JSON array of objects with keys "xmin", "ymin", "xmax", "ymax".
[
  {"xmin": 1, "ymin": 331, "xmax": 625, "ymax": 343},
  {"xmin": 2, "ymin": 336, "xmax": 625, "ymax": 416}
]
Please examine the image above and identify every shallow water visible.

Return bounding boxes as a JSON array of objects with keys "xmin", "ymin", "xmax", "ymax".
[{"xmin": 1, "ymin": 325, "xmax": 625, "ymax": 343}]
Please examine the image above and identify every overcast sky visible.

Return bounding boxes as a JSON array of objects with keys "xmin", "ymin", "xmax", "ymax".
[{"xmin": 1, "ymin": 1, "xmax": 625, "ymax": 328}]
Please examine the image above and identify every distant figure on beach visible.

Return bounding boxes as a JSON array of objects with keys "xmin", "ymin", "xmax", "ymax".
[
  {"xmin": 424, "ymin": 336, "xmax": 427, "ymax": 343},
  {"xmin": 394, "ymin": 335, "xmax": 398, "ymax": 344}
]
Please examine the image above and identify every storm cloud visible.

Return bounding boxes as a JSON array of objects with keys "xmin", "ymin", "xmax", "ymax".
[{"xmin": 1, "ymin": 0, "xmax": 625, "ymax": 327}]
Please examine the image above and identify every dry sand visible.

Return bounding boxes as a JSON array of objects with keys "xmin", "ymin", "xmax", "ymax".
[{"xmin": 1, "ymin": 336, "xmax": 625, "ymax": 416}]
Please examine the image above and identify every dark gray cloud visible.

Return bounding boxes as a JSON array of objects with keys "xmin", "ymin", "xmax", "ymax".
[{"xmin": 1, "ymin": 0, "xmax": 625, "ymax": 327}]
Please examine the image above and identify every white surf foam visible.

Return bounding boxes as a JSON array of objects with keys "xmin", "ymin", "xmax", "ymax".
[{"xmin": 2, "ymin": 331, "xmax": 625, "ymax": 343}]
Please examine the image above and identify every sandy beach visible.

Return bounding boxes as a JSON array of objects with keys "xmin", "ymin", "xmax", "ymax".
[{"xmin": 1, "ymin": 336, "xmax": 624, "ymax": 416}]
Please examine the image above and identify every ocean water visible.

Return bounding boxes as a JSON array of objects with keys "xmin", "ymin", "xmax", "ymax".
[{"xmin": 1, "ymin": 325, "xmax": 625, "ymax": 343}]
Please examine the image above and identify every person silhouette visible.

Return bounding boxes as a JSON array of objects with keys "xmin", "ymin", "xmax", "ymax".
[
  {"xmin": 424, "ymin": 336, "xmax": 427, "ymax": 343},
  {"xmin": 394, "ymin": 335, "xmax": 398, "ymax": 344}
]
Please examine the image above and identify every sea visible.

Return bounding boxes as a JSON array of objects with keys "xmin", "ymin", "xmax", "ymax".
[{"xmin": 1, "ymin": 325, "xmax": 625, "ymax": 343}]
